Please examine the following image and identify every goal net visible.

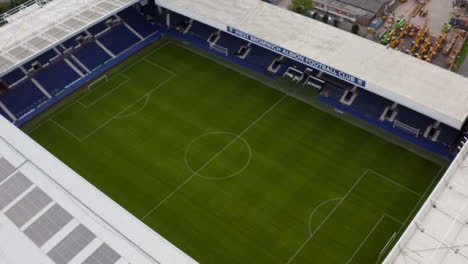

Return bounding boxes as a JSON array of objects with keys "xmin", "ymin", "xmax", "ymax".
[
  {"xmin": 87, "ymin": 74, "xmax": 108, "ymax": 92},
  {"xmin": 210, "ymin": 44, "xmax": 228, "ymax": 56},
  {"xmin": 393, "ymin": 120, "xmax": 420, "ymax": 137}
]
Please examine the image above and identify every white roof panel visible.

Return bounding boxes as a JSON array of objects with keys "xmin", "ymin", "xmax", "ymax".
[{"xmin": 156, "ymin": 0, "xmax": 468, "ymax": 129}]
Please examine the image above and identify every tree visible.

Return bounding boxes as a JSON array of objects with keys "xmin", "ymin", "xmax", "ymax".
[
  {"xmin": 322, "ymin": 14, "xmax": 329, "ymax": 23},
  {"xmin": 290, "ymin": 0, "xmax": 314, "ymax": 16},
  {"xmin": 351, "ymin": 23, "xmax": 360, "ymax": 34},
  {"xmin": 333, "ymin": 19, "xmax": 340, "ymax": 27}
]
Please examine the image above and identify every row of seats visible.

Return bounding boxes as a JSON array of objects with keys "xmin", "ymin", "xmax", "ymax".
[
  {"xmin": 1, "ymin": 81, "xmax": 48, "ymax": 118},
  {"xmin": 319, "ymin": 84, "xmax": 460, "ymax": 146},
  {"xmin": 350, "ymin": 89, "xmax": 392, "ymax": 120}
]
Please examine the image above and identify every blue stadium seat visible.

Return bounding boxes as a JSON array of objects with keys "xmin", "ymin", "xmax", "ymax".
[
  {"xmin": 140, "ymin": 2, "xmax": 158, "ymax": 16},
  {"xmin": 170, "ymin": 11, "xmax": 190, "ymax": 29},
  {"xmin": 99, "ymin": 25, "xmax": 140, "ymax": 55},
  {"xmin": 24, "ymin": 49, "xmax": 58, "ymax": 68},
  {"xmin": 88, "ymin": 20, "xmax": 110, "ymax": 36},
  {"xmin": 320, "ymin": 72, "xmax": 355, "ymax": 89},
  {"xmin": 216, "ymin": 33, "xmax": 246, "ymax": 54},
  {"xmin": 61, "ymin": 33, "xmax": 86, "ymax": 49},
  {"xmin": 72, "ymin": 42, "xmax": 112, "ymax": 71},
  {"xmin": 244, "ymin": 45, "xmax": 277, "ymax": 69},
  {"xmin": 395, "ymin": 105, "xmax": 434, "ymax": 130},
  {"xmin": 321, "ymin": 83, "xmax": 344, "ymax": 101},
  {"xmin": 189, "ymin": 21, "xmax": 216, "ymax": 40},
  {"xmin": 0, "ymin": 81, "xmax": 48, "ymax": 118},
  {"xmin": 437, "ymin": 124, "xmax": 459, "ymax": 146},
  {"xmin": 150, "ymin": 9, "xmax": 166, "ymax": 26},
  {"xmin": 119, "ymin": 8, "xmax": 157, "ymax": 37},
  {"xmin": 1, "ymin": 68, "xmax": 25, "ymax": 85},
  {"xmin": 350, "ymin": 89, "xmax": 392, "ymax": 120},
  {"xmin": 277, "ymin": 58, "xmax": 307, "ymax": 76},
  {"xmin": 34, "ymin": 61, "xmax": 81, "ymax": 95}
]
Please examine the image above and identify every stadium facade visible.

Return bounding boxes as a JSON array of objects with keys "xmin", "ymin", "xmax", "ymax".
[{"xmin": 0, "ymin": 0, "xmax": 467, "ymax": 263}]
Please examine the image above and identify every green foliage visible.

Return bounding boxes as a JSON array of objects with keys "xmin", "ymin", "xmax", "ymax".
[
  {"xmin": 333, "ymin": 18, "xmax": 340, "ymax": 27},
  {"xmin": 322, "ymin": 14, "xmax": 329, "ymax": 23},
  {"xmin": 352, "ymin": 23, "xmax": 360, "ymax": 34},
  {"xmin": 455, "ymin": 40, "xmax": 468, "ymax": 70},
  {"xmin": 290, "ymin": 0, "xmax": 314, "ymax": 15},
  {"xmin": 311, "ymin": 11, "xmax": 318, "ymax": 19},
  {"xmin": 0, "ymin": 0, "xmax": 30, "ymax": 13}
]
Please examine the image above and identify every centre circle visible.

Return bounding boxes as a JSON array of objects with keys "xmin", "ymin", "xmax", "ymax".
[{"xmin": 185, "ymin": 132, "xmax": 251, "ymax": 179}]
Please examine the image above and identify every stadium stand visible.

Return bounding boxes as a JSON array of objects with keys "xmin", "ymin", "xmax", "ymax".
[
  {"xmin": 244, "ymin": 45, "xmax": 278, "ymax": 70},
  {"xmin": 98, "ymin": 25, "xmax": 141, "ymax": 55},
  {"xmin": 34, "ymin": 61, "xmax": 82, "ymax": 95},
  {"xmin": 216, "ymin": 32, "xmax": 246, "ymax": 54},
  {"xmin": 320, "ymin": 72, "xmax": 355, "ymax": 90},
  {"xmin": 189, "ymin": 21, "xmax": 217, "ymax": 40},
  {"xmin": 169, "ymin": 11, "xmax": 190, "ymax": 29},
  {"xmin": 320, "ymin": 83, "xmax": 345, "ymax": 101},
  {"xmin": 394, "ymin": 105, "xmax": 435, "ymax": 132},
  {"xmin": 1, "ymin": 68, "xmax": 25, "ymax": 86},
  {"xmin": 118, "ymin": 8, "xmax": 157, "ymax": 37},
  {"xmin": 69, "ymin": 42, "xmax": 112, "ymax": 71},
  {"xmin": 24, "ymin": 49, "xmax": 59, "ymax": 68},
  {"xmin": 438, "ymin": 123, "xmax": 459, "ymax": 146},
  {"xmin": 0, "ymin": 81, "xmax": 47, "ymax": 118},
  {"xmin": 87, "ymin": 20, "xmax": 110, "ymax": 36},
  {"xmin": 350, "ymin": 89, "xmax": 392, "ymax": 120}
]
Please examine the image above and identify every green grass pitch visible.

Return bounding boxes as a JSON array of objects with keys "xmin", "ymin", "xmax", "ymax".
[{"xmin": 26, "ymin": 38, "xmax": 445, "ymax": 264}]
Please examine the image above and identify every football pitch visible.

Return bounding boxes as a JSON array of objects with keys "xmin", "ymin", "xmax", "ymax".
[{"xmin": 25, "ymin": 38, "xmax": 445, "ymax": 264}]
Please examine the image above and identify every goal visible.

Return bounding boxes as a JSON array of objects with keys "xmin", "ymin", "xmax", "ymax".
[
  {"xmin": 87, "ymin": 74, "xmax": 108, "ymax": 92},
  {"xmin": 393, "ymin": 120, "xmax": 420, "ymax": 137},
  {"xmin": 210, "ymin": 44, "xmax": 228, "ymax": 56}
]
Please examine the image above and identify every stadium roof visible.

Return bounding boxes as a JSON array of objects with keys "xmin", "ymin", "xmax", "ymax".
[
  {"xmin": 0, "ymin": 116, "xmax": 197, "ymax": 264},
  {"xmin": 383, "ymin": 143, "xmax": 468, "ymax": 264},
  {"xmin": 0, "ymin": 0, "xmax": 137, "ymax": 77},
  {"xmin": 156, "ymin": 0, "xmax": 468, "ymax": 130}
]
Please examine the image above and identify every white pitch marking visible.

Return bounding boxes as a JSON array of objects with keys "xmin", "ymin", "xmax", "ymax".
[
  {"xmin": 347, "ymin": 214, "xmax": 403, "ymax": 264},
  {"xmin": 141, "ymin": 94, "xmax": 289, "ymax": 219},
  {"xmin": 308, "ymin": 198, "xmax": 343, "ymax": 235},
  {"xmin": 27, "ymin": 41, "xmax": 175, "ymax": 135},
  {"xmin": 367, "ymin": 169, "xmax": 422, "ymax": 197},
  {"xmin": 346, "ymin": 215, "xmax": 386, "ymax": 264},
  {"xmin": 286, "ymin": 169, "xmax": 368, "ymax": 264},
  {"xmin": 78, "ymin": 75, "xmax": 130, "ymax": 108},
  {"xmin": 184, "ymin": 131, "xmax": 252, "ymax": 180},
  {"xmin": 114, "ymin": 94, "xmax": 151, "ymax": 119},
  {"xmin": 80, "ymin": 75, "xmax": 176, "ymax": 141},
  {"xmin": 50, "ymin": 119, "xmax": 82, "ymax": 142}
]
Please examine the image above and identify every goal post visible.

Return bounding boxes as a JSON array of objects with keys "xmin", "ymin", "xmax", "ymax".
[
  {"xmin": 87, "ymin": 74, "xmax": 108, "ymax": 92},
  {"xmin": 210, "ymin": 44, "xmax": 228, "ymax": 56},
  {"xmin": 393, "ymin": 120, "xmax": 420, "ymax": 137}
]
